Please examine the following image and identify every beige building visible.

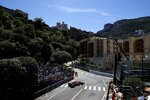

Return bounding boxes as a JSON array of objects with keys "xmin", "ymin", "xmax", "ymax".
[
  {"xmin": 56, "ymin": 22, "xmax": 68, "ymax": 30},
  {"xmin": 79, "ymin": 34, "xmax": 150, "ymax": 70},
  {"xmin": 79, "ymin": 36, "xmax": 116, "ymax": 69},
  {"xmin": 80, "ymin": 37, "xmax": 116, "ymax": 57},
  {"xmin": 118, "ymin": 34, "xmax": 150, "ymax": 68}
]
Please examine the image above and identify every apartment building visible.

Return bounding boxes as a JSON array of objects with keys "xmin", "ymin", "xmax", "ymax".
[
  {"xmin": 79, "ymin": 34, "xmax": 150, "ymax": 69},
  {"xmin": 79, "ymin": 36, "xmax": 116, "ymax": 69},
  {"xmin": 118, "ymin": 34, "xmax": 150, "ymax": 68}
]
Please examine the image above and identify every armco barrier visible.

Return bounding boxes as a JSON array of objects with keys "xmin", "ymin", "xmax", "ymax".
[
  {"xmin": 89, "ymin": 70, "xmax": 113, "ymax": 78},
  {"xmin": 33, "ymin": 77, "xmax": 72, "ymax": 99},
  {"xmin": 75, "ymin": 66, "xmax": 89, "ymax": 72}
]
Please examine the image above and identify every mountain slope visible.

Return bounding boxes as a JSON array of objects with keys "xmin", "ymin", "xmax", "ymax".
[{"xmin": 96, "ymin": 16, "xmax": 150, "ymax": 38}]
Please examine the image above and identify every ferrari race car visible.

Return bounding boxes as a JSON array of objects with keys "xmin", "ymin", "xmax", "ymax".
[{"xmin": 68, "ymin": 80, "xmax": 85, "ymax": 88}]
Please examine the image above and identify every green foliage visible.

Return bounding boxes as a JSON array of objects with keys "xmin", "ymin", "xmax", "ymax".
[
  {"xmin": 15, "ymin": 57, "xmax": 39, "ymax": 86},
  {"xmin": 24, "ymin": 24, "xmax": 35, "ymax": 38},
  {"xmin": 13, "ymin": 19, "xmax": 23, "ymax": 27},
  {"xmin": 0, "ymin": 58, "xmax": 27, "ymax": 99},
  {"xmin": 97, "ymin": 17, "xmax": 150, "ymax": 38},
  {"xmin": 15, "ymin": 10, "xmax": 27, "ymax": 19},
  {"xmin": 51, "ymin": 51, "xmax": 72, "ymax": 64},
  {"xmin": 0, "ymin": 20, "xmax": 3, "ymax": 28},
  {"xmin": 0, "ymin": 57, "xmax": 39, "ymax": 99},
  {"xmin": 41, "ymin": 43, "xmax": 54, "ymax": 62},
  {"xmin": 12, "ymin": 33, "xmax": 29, "ymax": 45},
  {"xmin": 13, "ymin": 25, "xmax": 25, "ymax": 33},
  {"xmin": 34, "ymin": 17, "xmax": 45, "ymax": 30},
  {"xmin": 69, "ymin": 27, "xmax": 93, "ymax": 41},
  {"xmin": 3, "ymin": 19, "xmax": 14, "ymax": 29},
  {"xmin": 0, "ymin": 28, "xmax": 13, "ymax": 40},
  {"xmin": 0, "ymin": 6, "xmax": 91, "ymax": 64},
  {"xmin": 28, "ymin": 38, "xmax": 43, "ymax": 56},
  {"xmin": 0, "ymin": 41, "xmax": 29, "ymax": 59},
  {"xmin": 0, "ymin": 58, "xmax": 27, "ymax": 86},
  {"xmin": 0, "ymin": 8, "xmax": 13, "ymax": 22},
  {"xmin": 51, "ymin": 42, "xmax": 65, "ymax": 50},
  {"xmin": 123, "ymin": 77, "xmax": 145, "ymax": 90}
]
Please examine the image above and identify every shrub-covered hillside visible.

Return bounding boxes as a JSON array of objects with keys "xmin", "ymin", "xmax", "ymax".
[
  {"xmin": 96, "ymin": 16, "xmax": 150, "ymax": 38},
  {"xmin": 0, "ymin": 5, "xmax": 93, "ymax": 63}
]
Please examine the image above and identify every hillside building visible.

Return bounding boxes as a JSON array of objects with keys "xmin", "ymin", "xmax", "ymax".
[
  {"xmin": 56, "ymin": 22, "xmax": 68, "ymax": 30},
  {"xmin": 79, "ymin": 36, "xmax": 116, "ymax": 70},
  {"xmin": 79, "ymin": 34, "xmax": 150, "ymax": 70}
]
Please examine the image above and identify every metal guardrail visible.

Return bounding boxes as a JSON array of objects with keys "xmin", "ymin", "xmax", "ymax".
[
  {"xmin": 89, "ymin": 70, "xmax": 113, "ymax": 77},
  {"xmin": 33, "ymin": 77, "xmax": 72, "ymax": 99},
  {"xmin": 75, "ymin": 66, "xmax": 89, "ymax": 72}
]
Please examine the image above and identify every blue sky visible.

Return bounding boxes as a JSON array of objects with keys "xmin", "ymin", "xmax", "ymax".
[{"xmin": 1, "ymin": 0, "xmax": 150, "ymax": 33}]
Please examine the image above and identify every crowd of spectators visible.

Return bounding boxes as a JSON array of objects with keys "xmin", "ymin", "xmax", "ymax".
[{"xmin": 38, "ymin": 62, "xmax": 74, "ymax": 87}]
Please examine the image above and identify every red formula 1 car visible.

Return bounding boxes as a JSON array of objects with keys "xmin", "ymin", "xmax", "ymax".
[{"xmin": 68, "ymin": 80, "xmax": 85, "ymax": 88}]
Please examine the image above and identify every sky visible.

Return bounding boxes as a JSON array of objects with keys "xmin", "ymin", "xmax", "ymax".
[{"xmin": 0, "ymin": 0, "xmax": 150, "ymax": 33}]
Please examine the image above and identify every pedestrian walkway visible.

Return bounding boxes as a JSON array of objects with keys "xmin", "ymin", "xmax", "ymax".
[
  {"xmin": 83, "ymin": 85, "xmax": 106, "ymax": 92},
  {"xmin": 78, "ymin": 71, "xmax": 101, "ymax": 77},
  {"xmin": 60, "ymin": 84, "xmax": 106, "ymax": 92}
]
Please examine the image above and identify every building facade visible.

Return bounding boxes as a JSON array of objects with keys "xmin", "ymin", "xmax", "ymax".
[
  {"xmin": 79, "ymin": 34, "xmax": 150, "ymax": 70},
  {"xmin": 118, "ymin": 34, "xmax": 150, "ymax": 68},
  {"xmin": 56, "ymin": 22, "xmax": 68, "ymax": 30},
  {"xmin": 79, "ymin": 36, "xmax": 116, "ymax": 69}
]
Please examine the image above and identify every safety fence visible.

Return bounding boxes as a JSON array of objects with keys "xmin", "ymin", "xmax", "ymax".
[{"xmin": 33, "ymin": 77, "xmax": 73, "ymax": 99}]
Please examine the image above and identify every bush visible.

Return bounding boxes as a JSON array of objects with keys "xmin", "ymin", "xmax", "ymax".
[
  {"xmin": 0, "ymin": 58, "xmax": 27, "ymax": 99},
  {"xmin": 123, "ymin": 77, "xmax": 145, "ymax": 90},
  {"xmin": 0, "ymin": 57, "xmax": 39, "ymax": 99},
  {"xmin": 51, "ymin": 51, "xmax": 72, "ymax": 64},
  {"xmin": 15, "ymin": 57, "xmax": 39, "ymax": 87}
]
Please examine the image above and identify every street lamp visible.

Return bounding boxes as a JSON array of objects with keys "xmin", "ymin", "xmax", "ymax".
[
  {"xmin": 141, "ymin": 48, "xmax": 148, "ymax": 78},
  {"xmin": 141, "ymin": 53, "xmax": 144, "ymax": 78}
]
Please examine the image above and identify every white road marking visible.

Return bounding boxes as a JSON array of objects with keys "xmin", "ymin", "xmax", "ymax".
[
  {"xmin": 89, "ymin": 86, "xmax": 92, "ymax": 90},
  {"xmin": 103, "ymin": 80, "xmax": 108, "ymax": 88},
  {"xmin": 103, "ymin": 87, "xmax": 106, "ymax": 91},
  {"xmin": 93, "ymin": 86, "xmax": 96, "ymax": 91},
  {"xmin": 98, "ymin": 87, "xmax": 101, "ymax": 91},
  {"xmin": 91, "ymin": 74, "xmax": 94, "ymax": 76},
  {"xmin": 83, "ymin": 86, "xmax": 107, "ymax": 92},
  {"xmin": 102, "ymin": 90, "xmax": 107, "ymax": 100},
  {"xmin": 47, "ymin": 87, "xmax": 66, "ymax": 100},
  {"xmin": 60, "ymin": 84, "xmax": 65, "ymax": 87},
  {"xmin": 71, "ymin": 89, "xmax": 83, "ymax": 100},
  {"xmin": 46, "ymin": 93, "xmax": 48, "ymax": 97},
  {"xmin": 64, "ymin": 84, "xmax": 68, "ymax": 87},
  {"xmin": 84, "ymin": 86, "xmax": 87, "ymax": 89}
]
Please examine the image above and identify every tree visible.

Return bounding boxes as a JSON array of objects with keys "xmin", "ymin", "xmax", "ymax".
[
  {"xmin": 24, "ymin": 24, "xmax": 35, "ymax": 38},
  {"xmin": 13, "ymin": 19, "xmax": 23, "ymax": 27},
  {"xmin": 28, "ymin": 38, "xmax": 43, "ymax": 56},
  {"xmin": 34, "ymin": 18, "xmax": 45, "ymax": 30},
  {"xmin": 0, "ymin": 28, "xmax": 13, "ymax": 40},
  {"xmin": 12, "ymin": 33, "xmax": 30, "ymax": 45},
  {"xmin": 41, "ymin": 43, "xmax": 54, "ymax": 63},
  {"xmin": 13, "ymin": 25, "xmax": 25, "ymax": 34},
  {"xmin": 0, "ymin": 57, "xmax": 39, "ymax": 99},
  {"xmin": 15, "ymin": 10, "xmax": 27, "ymax": 19},
  {"xmin": 123, "ymin": 77, "xmax": 145, "ymax": 91},
  {"xmin": 51, "ymin": 51, "xmax": 72, "ymax": 64},
  {"xmin": 15, "ymin": 57, "xmax": 39, "ymax": 88},
  {"xmin": 0, "ymin": 8, "xmax": 13, "ymax": 23},
  {"xmin": 0, "ymin": 41, "xmax": 29, "ymax": 59},
  {"xmin": 51, "ymin": 42, "xmax": 65, "ymax": 50},
  {"xmin": 3, "ymin": 19, "xmax": 14, "ymax": 30},
  {"xmin": 0, "ymin": 58, "xmax": 27, "ymax": 99},
  {"xmin": 0, "ymin": 20, "xmax": 3, "ymax": 28},
  {"xmin": 122, "ymin": 77, "xmax": 145, "ymax": 99}
]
